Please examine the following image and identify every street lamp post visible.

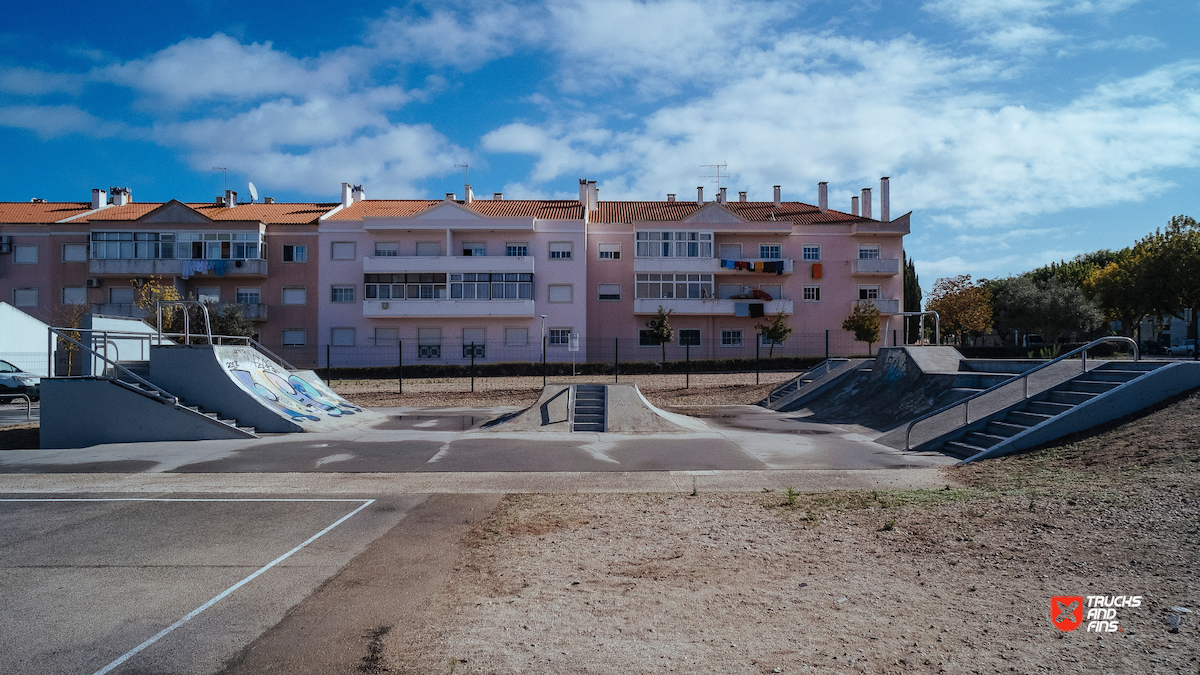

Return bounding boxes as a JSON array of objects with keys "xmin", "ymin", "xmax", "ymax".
[{"xmin": 540, "ymin": 314, "xmax": 548, "ymax": 386}]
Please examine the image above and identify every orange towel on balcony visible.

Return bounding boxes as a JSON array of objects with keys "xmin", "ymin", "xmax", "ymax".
[{"xmin": 812, "ymin": 263, "xmax": 822, "ymax": 279}]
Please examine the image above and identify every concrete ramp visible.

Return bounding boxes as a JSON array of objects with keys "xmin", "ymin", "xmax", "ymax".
[
  {"xmin": 481, "ymin": 383, "xmax": 709, "ymax": 434},
  {"xmin": 150, "ymin": 345, "xmax": 381, "ymax": 433}
]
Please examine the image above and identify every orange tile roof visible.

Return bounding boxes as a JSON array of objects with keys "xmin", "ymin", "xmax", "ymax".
[
  {"xmin": 724, "ymin": 202, "xmax": 865, "ymax": 225},
  {"xmin": 326, "ymin": 200, "xmax": 440, "ymax": 220},
  {"xmin": 328, "ymin": 199, "xmax": 585, "ymax": 221},
  {"xmin": 67, "ymin": 201, "xmax": 336, "ymax": 225},
  {"xmin": 591, "ymin": 201, "xmax": 868, "ymax": 225},
  {"xmin": 0, "ymin": 202, "xmax": 93, "ymax": 223},
  {"xmin": 591, "ymin": 201, "xmax": 703, "ymax": 223}
]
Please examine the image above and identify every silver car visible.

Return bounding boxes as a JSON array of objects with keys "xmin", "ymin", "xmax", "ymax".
[
  {"xmin": 1167, "ymin": 339, "xmax": 1197, "ymax": 357},
  {"xmin": 0, "ymin": 359, "xmax": 39, "ymax": 402}
]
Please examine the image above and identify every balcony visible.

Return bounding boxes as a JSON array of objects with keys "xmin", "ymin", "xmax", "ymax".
[
  {"xmin": 363, "ymin": 299, "xmax": 536, "ymax": 318},
  {"xmin": 363, "ymin": 255, "xmax": 535, "ymax": 274},
  {"xmin": 633, "ymin": 298, "xmax": 794, "ymax": 315},
  {"xmin": 90, "ymin": 303, "xmax": 149, "ymax": 318},
  {"xmin": 852, "ymin": 298, "xmax": 901, "ymax": 314},
  {"xmin": 633, "ymin": 257, "xmax": 793, "ymax": 275},
  {"xmin": 88, "ymin": 258, "xmax": 268, "ymax": 277},
  {"xmin": 852, "ymin": 258, "xmax": 901, "ymax": 275},
  {"xmin": 851, "ymin": 214, "xmax": 910, "ymax": 237}
]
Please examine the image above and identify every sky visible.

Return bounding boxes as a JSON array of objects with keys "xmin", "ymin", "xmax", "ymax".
[{"xmin": 0, "ymin": 0, "xmax": 1197, "ymax": 292}]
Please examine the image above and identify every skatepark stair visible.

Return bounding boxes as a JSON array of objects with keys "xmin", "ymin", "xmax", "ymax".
[
  {"xmin": 761, "ymin": 358, "xmax": 868, "ymax": 411},
  {"xmin": 572, "ymin": 384, "xmax": 607, "ymax": 432}
]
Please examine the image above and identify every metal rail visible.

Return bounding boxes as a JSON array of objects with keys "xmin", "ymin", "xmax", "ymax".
[
  {"xmin": 904, "ymin": 336, "xmax": 1138, "ymax": 450},
  {"xmin": 891, "ymin": 310, "xmax": 940, "ymax": 346},
  {"xmin": 766, "ymin": 358, "xmax": 850, "ymax": 405},
  {"xmin": 47, "ymin": 327, "xmax": 179, "ymax": 405},
  {"xmin": 156, "ymin": 300, "xmax": 213, "ymax": 345},
  {"xmin": 8, "ymin": 394, "xmax": 33, "ymax": 421}
]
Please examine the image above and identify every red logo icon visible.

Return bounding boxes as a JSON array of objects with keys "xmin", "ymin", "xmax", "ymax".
[{"xmin": 1051, "ymin": 596, "xmax": 1084, "ymax": 631}]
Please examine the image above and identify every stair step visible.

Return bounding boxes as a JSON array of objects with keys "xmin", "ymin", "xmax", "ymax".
[
  {"xmin": 943, "ymin": 441, "xmax": 985, "ymax": 459},
  {"xmin": 573, "ymin": 423, "xmax": 604, "ymax": 432},
  {"xmin": 1026, "ymin": 400, "xmax": 1075, "ymax": 416},
  {"xmin": 1008, "ymin": 410, "xmax": 1053, "ymax": 426},
  {"xmin": 986, "ymin": 421, "xmax": 1029, "ymax": 437},
  {"xmin": 1082, "ymin": 370, "xmax": 1141, "ymax": 383},
  {"xmin": 1047, "ymin": 390, "xmax": 1097, "ymax": 405},
  {"xmin": 1070, "ymin": 380, "xmax": 1122, "ymax": 394},
  {"xmin": 964, "ymin": 431, "xmax": 1006, "ymax": 448}
]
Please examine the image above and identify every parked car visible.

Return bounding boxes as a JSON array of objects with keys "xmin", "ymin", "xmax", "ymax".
[
  {"xmin": 1167, "ymin": 339, "xmax": 1197, "ymax": 357},
  {"xmin": 0, "ymin": 359, "xmax": 40, "ymax": 403}
]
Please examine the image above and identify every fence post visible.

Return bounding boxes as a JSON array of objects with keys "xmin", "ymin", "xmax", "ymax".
[
  {"xmin": 756, "ymin": 337, "xmax": 760, "ymax": 385},
  {"xmin": 686, "ymin": 343, "xmax": 690, "ymax": 389},
  {"xmin": 470, "ymin": 342, "xmax": 476, "ymax": 393},
  {"xmin": 542, "ymin": 335, "xmax": 547, "ymax": 387},
  {"xmin": 893, "ymin": 329, "xmax": 898, "ymax": 347},
  {"xmin": 326, "ymin": 344, "xmax": 331, "ymax": 382},
  {"xmin": 614, "ymin": 337, "xmax": 619, "ymax": 383},
  {"xmin": 398, "ymin": 340, "xmax": 403, "ymax": 395}
]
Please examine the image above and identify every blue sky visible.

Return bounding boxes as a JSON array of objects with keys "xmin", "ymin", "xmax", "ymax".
[{"xmin": 1, "ymin": 0, "xmax": 1197, "ymax": 291}]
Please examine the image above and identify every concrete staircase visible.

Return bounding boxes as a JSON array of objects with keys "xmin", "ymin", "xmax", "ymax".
[
  {"xmin": 117, "ymin": 378, "xmax": 258, "ymax": 438},
  {"xmin": 572, "ymin": 384, "xmax": 607, "ymax": 432},
  {"xmin": 761, "ymin": 358, "xmax": 867, "ymax": 411}
]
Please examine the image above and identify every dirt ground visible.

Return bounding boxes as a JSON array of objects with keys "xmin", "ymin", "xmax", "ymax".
[{"xmin": 382, "ymin": 390, "xmax": 1200, "ymax": 674}]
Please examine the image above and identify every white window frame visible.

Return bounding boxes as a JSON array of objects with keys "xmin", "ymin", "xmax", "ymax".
[
  {"xmin": 505, "ymin": 242, "xmax": 529, "ymax": 257},
  {"xmin": 548, "ymin": 328, "xmax": 572, "ymax": 346},
  {"xmin": 597, "ymin": 283, "xmax": 621, "ymax": 301},
  {"xmin": 858, "ymin": 244, "xmax": 881, "ymax": 260},
  {"xmin": 759, "ymin": 244, "xmax": 782, "ymax": 259},
  {"xmin": 720, "ymin": 329, "xmax": 744, "ymax": 347},
  {"xmin": 331, "ymin": 241, "xmax": 356, "ymax": 260},
  {"xmin": 62, "ymin": 243, "xmax": 88, "ymax": 262},
  {"xmin": 12, "ymin": 245, "xmax": 38, "ymax": 264},
  {"xmin": 548, "ymin": 242, "xmax": 573, "ymax": 260},
  {"xmin": 281, "ymin": 286, "xmax": 308, "ymax": 306},
  {"xmin": 374, "ymin": 242, "xmax": 399, "ymax": 257},
  {"xmin": 462, "ymin": 241, "xmax": 486, "ymax": 257},
  {"xmin": 331, "ymin": 285, "xmax": 356, "ymax": 303},
  {"xmin": 283, "ymin": 244, "xmax": 307, "ymax": 262},
  {"xmin": 282, "ymin": 329, "xmax": 307, "ymax": 347},
  {"xmin": 61, "ymin": 286, "xmax": 87, "ymax": 305},
  {"xmin": 236, "ymin": 287, "xmax": 261, "ymax": 305},
  {"xmin": 859, "ymin": 285, "xmax": 880, "ymax": 300},
  {"xmin": 803, "ymin": 285, "xmax": 821, "ymax": 302},
  {"xmin": 597, "ymin": 243, "xmax": 621, "ymax": 260},
  {"xmin": 802, "ymin": 244, "xmax": 821, "ymax": 261},
  {"xmin": 547, "ymin": 284, "xmax": 573, "ymax": 303}
]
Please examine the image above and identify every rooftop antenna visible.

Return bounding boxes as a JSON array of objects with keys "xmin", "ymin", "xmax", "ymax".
[
  {"xmin": 212, "ymin": 166, "xmax": 227, "ymax": 193},
  {"xmin": 247, "ymin": 181, "xmax": 259, "ymax": 203},
  {"xmin": 700, "ymin": 163, "xmax": 728, "ymax": 191},
  {"xmin": 455, "ymin": 163, "xmax": 469, "ymax": 184}
]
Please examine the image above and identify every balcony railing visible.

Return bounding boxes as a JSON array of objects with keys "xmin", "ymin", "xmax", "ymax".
[
  {"xmin": 633, "ymin": 298, "xmax": 794, "ymax": 315},
  {"xmin": 852, "ymin": 258, "xmax": 901, "ymax": 275},
  {"xmin": 90, "ymin": 303, "xmax": 149, "ymax": 318},
  {"xmin": 852, "ymin": 298, "xmax": 901, "ymax": 314},
  {"xmin": 362, "ymin": 255, "xmax": 535, "ymax": 274},
  {"xmin": 363, "ymin": 299, "xmax": 536, "ymax": 318},
  {"xmin": 633, "ymin": 257, "xmax": 793, "ymax": 275},
  {"xmin": 89, "ymin": 258, "xmax": 268, "ymax": 277}
]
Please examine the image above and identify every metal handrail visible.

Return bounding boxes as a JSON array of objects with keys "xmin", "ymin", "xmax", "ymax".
[
  {"xmin": 567, "ymin": 384, "xmax": 576, "ymax": 430},
  {"xmin": 904, "ymin": 336, "xmax": 1138, "ymax": 450},
  {"xmin": 892, "ymin": 310, "xmax": 940, "ymax": 346},
  {"xmin": 156, "ymin": 300, "xmax": 213, "ymax": 345},
  {"xmin": 9, "ymin": 394, "xmax": 33, "ymax": 421},
  {"xmin": 767, "ymin": 358, "xmax": 850, "ymax": 404},
  {"xmin": 48, "ymin": 327, "xmax": 179, "ymax": 405}
]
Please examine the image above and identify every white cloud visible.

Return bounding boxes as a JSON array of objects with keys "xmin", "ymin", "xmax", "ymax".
[
  {"xmin": 0, "ymin": 67, "xmax": 85, "ymax": 96},
  {"xmin": 367, "ymin": 4, "xmax": 529, "ymax": 69},
  {"xmin": 0, "ymin": 105, "xmax": 127, "ymax": 139},
  {"xmin": 922, "ymin": 0, "xmax": 1140, "ymax": 53}
]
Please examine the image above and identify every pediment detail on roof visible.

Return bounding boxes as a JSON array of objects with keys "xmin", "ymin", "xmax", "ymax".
[
  {"xmin": 681, "ymin": 203, "xmax": 748, "ymax": 225},
  {"xmin": 140, "ymin": 200, "xmax": 213, "ymax": 224},
  {"xmin": 413, "ymin": 201, "xmax": 483, "ymax": 220}
]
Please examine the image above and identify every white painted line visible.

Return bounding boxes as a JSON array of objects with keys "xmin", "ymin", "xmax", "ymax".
[
  {"xmin": 0, "ymin": 498, "xmax": 371, "ymax": 502},
  {"xmin": 20, "ymin": 497, "xmax": 379, "ymax": 675}
]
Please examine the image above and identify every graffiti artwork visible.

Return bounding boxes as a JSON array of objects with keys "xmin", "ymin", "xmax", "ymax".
[{"xmin": 220, "ymin": 347, "xmax": 363, "ymax": 424}]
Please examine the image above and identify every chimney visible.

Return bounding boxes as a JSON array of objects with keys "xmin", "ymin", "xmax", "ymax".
[
  {"xmin": 341, "ymin": 182, "xmax": 353, "ymax": 207},
  {"xmin": 861, "ymin": 188, "xmax": 871, "ymax": 219},
  {"xmin": 667, "ymin": 193, "xmax": 676, "ymax": 202},
  {"xmin": 818, "ymin": 182, "xmax": 828, "ymax": 212},
  {"xmin": 718, "ymin": 187, "xmax": 727, "ymax": 203},
  {"xmin": 91, "ymin": 189, "xmax": 107, "ymax": 210},
  {"xmin": 493, "ymin": 192, "xmax": 503, "ymax": 200},
  {"xmin": 696, "ymin": 186, "xmax": 704, "ymax": 205},
  {"xmin": 587, "ymin": 180, "xmax": 598, "ymax": 211},
  {"xmin": 880, "ymin": 177, "xmax": 890, "ymax": 222},
  {"xmin": 579, "ymin": 178, "xmax": 588, "ymax": 207},
  {"xmin": 445, "ymin": 192, "xmax": 456, "ymax": 201},
  {"xmin": 225, "ymin": 189, "xmax": 238, "ymax": 207},
  {"xmin": 738, "ymin": 191, "xmax": 747, "ymax": 202},
  {"xmin": 464, "ymin": 184, "xmax": 473, "ymax": 205},
  {"xmin": 352, "ymin": 184, "xmax": 365, "ymax": 203},
  {"xmin": 773, "ymin": 185, "xmax": 781, "ymax": 207},
  {"xmin": 264, "ymin": 197, "xmax": 275, "ymax": 204},
  {"xmin": 851, "ymin": 196, "xmax": 859, "ymax": 216},
  {"xmin": 110, "ymin": 187, "xmax": 132, "ymax": 206}
]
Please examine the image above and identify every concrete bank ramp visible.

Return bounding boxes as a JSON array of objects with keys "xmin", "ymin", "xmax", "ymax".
[
  {"xmin": 150, "ymin": 344, "xmax": 381, "ymax": 433},
  {"xmin": 481, "ymin": 383, "xmax": 709, "ymax": 434}
]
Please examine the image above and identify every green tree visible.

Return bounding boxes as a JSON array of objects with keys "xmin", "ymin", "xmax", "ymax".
[
  {"xmin": 842, "ymin": 301, "xmax": 882, "ymax": 355},
  {"xmin": 135, "ymin": 276, "xmax": 182, "ymax": 331},
  {"xmin": 991, "ymin": 276, "xmax": 1104, "ymax": 345},
  {"xmin": 902, "ymin": 252, "xmax": 922, "ymax": 343},
  {"xmin": 925, "ymin": 275, "xmax": 993, "ymax": 346},
  {"xmin": 754, "ymin": 313, "xmax": 793, "ymax": 357},
  {"xmin": 1137, "ymin": 215, "xmax": 1200, "ymax": 359},
  {"xmin": 210, "ymin": 302, "xmax": 255, "ymax": 339},
  {"xmin": 646, "ymin": 305, "xmax": 674, "ymax": 364},
  {"xmin": 1083, "ymin": 248, "xmax": 1150, "ymax": 341}
]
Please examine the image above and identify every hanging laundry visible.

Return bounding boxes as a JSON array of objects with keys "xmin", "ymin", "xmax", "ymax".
[
  {"xmin": 212, "ymin": 259, "xmax": 228, "ymax": 277},
  {"xmin": 734, "ymin": 303, "xmax": 750, "ymax": 317},
  {"xmin": 749, "ymin": 303, "xmax": 765, "ymax": 318},
  {"xmin": 763, "ymin": 261, "xmax": 776, "ymax": 273},
  {"xmin": 753, "ymin": 262, "xmax": 764, "ymax": 272}
]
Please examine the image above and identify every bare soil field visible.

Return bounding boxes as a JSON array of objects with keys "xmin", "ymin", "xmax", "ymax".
[{"xmin": 383, "ymin": 390, "xmax": 1200, "ymax": 674}]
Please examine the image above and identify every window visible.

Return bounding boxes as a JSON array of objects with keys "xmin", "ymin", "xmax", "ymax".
[
  {"xmin": 802, "ymin": 244, "xmax": 821, "ymax": 261},
  {"xmin": 721, "ymin": 329, "xmax": 744, "ymax": 347},
  {"xmin": 282, "ymin": 329, "xmax": 307, "ymax": 347},
  {"xmin": 597, "ymin": 283, "xmax": 621, "ymax": 301},
  {"xmin": 858, "ymin": 245, "xmax": 881, "ymax": 259},
  {"xmin": 236, "ymin": 287, "xmax": 261, "ymax": 305},
  {"xmin": 463, "ymin": 328, "xmax": 486, "ymax": 358},
  {"xmin": 761, "ymin": 284, "xmax": 782, "ymax": 300},
  {"xmin": 282, "ymin": 287, "xmax": 308, "ymax": 305},
  {"xmin": 91, "ymin": 232, "xmax": 262, "ymax": 260},
  {"xmin": 13, "ymin": 245, "xmax": 37, "ymax": 264},
  {"xmin": 448, "ymin": 273, "xmax": 531, "ymax": 300},
  {"xmin": 331, "ymin": 242, "xmax": 356, "ymax": 260},
  {"xmin": 549, "ymin": 242, "xmax": 572, "ymax": 259},
  {"xmin": 635, "ymin": 231, "xmax": 712, "ymax": 258},
  {"xmin": 718, "ymin": 243, "xmax": 742, "ymax": 259},
  {"xmin": 416, "ymin": 242, "xmax": 440, "ymax": 256},
  {"xmin": 803, "ymin": 285, "xmax": 821, "ymax": 301},
  {"xmin": 62, "ymin": 243, "xmax": 88, "ymax": 262},
  {"xmin": 859, "ymin": 285, "xmax": 880, "ymax": 300},
  {"xmin": 505, "ymin": 327, "xmax": 528, "ymax": 346},
  {"xmin": 549, "ymin": 329, "xmax": 571, "ymax": 346},
  {"xmin": 109, "ymin": 287, "xmax": 136, "ymax": 304},
  {"xmin": 597, "ymin": 243, "xmax": 621, "ymax": 260},
  {"xmin": 365, "ymin": 273, "xmax": 449, "ymax": 300},
  {"xmin": 760, "ymin": 333, "xmax": 785, "ymax": 346},
  {"xmin": 331, "ymin": 328, "xmax": 355, "ymax": 346},
  {"xmin": 678, "ymin": 329, "xmax": 701, "ymax": 347},
  {"xmin": 462, "ymin": 242, "xmax": 486, "ymax": 257},
  {"xmin": 718, "ymin": 284, "xmax": 743, "ymax": 299},
  {"xmin": 374, "ymin": 242, "xmax": 399, "ymax": 257},
  {"xmin": 418, "ymin": 328, "xmax": 442, "ymax": 358},
  {"xmin": 759, "ymin": 244, "xmax": 782, "ymax": 259},
  {"xmin": 638, "ymin": 330, "xmax": 661, "ymax": 346},
  {"xmin": 374, "ymin": 328, "xmax": 398, "ymax": 347},
  {"xmin": 548, "ymin": 284, "xmax": 573, "ymax": 303},
  {"xmin": 331, "ymin": 285, "xmax": 356, "ymax": 303},
  {"xmin": 283, "ymin": 244, "xmax": 307, "ymax": 262},
  {"xmin": 195, "ymin": 287, "xmax": 220, "ymax": 303},
  {"xmin": 13, "ymin": 288, "xmax": 37, "ymax": 307},
  {"xmin": 62, "ymin": 287, "xmax": 86, "ymax": 305},
  {"xmin": 634, "ymin": 273, "xmax": 713, "ymax": 299},
  {"xmin": 506, "ymin": 242, "xmax": 529, "ymax": 257}
]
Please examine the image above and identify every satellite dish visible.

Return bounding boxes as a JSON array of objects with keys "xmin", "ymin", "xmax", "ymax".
[{"xmin": 248, "ymin": 181, "xmax": 259, "ymax": 202}]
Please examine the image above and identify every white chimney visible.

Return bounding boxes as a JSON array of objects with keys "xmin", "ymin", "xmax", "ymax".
[
  {"xmin": 493, "ymin": 192, "xmax": 503, "ymax": 201},
  {"xmin": 738, "ymin": 191, "xmax": 747, "ymax": 202},
  {"xmin": 773, "ymin": 185, "xmax": 781, "ymax": 207},
  {"xmin": 264, "ymin": 197, "xmax": 275, "ymax": 204},
  {"xmin": 818, "ymin": 182, "xmax": 828, "ymax": 212},
  {"xmin": 861, "ymin": 188, "xmax": 871, "ymax": 219},
  {"xmin": 225, "ymin": 189, "xmax": 238, "ymax": 207},
  {"xmin": 445, "ymin": 192, "xmax": 456, "ymax": 201},
  {"xmin": 464, "ymin": 184, "xmax": 474, "ymax": 205},
  {"xmin": 341, "ymin": 182, "xmax": 353, "ymax": 207},
  {"xmin": 880, "ymin": 177, "xmax": 890, "ymax": 222},
  {"xmin": 110, "ymin": 187, "xmax": 132, "ymax": 206},
  {"xmin": 91, "ymin": 189, "xmax": 107, "ymax": 210},
  {"xmin": 696, "ymin": 186, "xmax": 704, "ymax": 204},
  {"xmin": 352, "ymin": 185, "xmax": 365, "ymax": 203},
  {"xmin": 851, "ymin": 196, "xmax": 859, "ymax": 216},
  {"xmin": 718, "ymin": 187, "xmax": 727, "ymax": 203},
  {"xmin": 579, "ymin": 179, "xmax": 588, "ymax": 206},
  {"xmin": 667, "ymin": 193, "xmax": 676, "ymax": 202},
  {"xmin": 588, "ymin": 181, "xmax": 598, "ymax": 211}
]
